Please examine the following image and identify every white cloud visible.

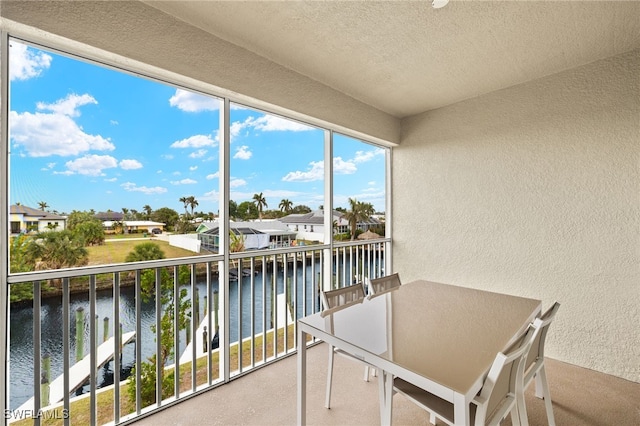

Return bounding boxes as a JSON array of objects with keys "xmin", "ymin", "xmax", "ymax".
[
  {"xmin": 171, "ymin": 178, "xmax": 197, "ymax": 185},
  {"xmin": 121, "ymin": 182, "xmax": 168, "ymax": 195},
  {"xmin": 40, "ymin": 162, "xmax": 56, "ymax": 171},
  {"xmin": 104, "ymin": 177, "xmax": 118, "ymax": 182},
  {"xmin": 206, "ymin": 172, "xmax": 220, "ymax": 180},
  {"xmin": 169, "ymin": 89, "xmax": 221, "ymax": 112},
  {"xmin": 162, "ymin": 154, "xmax": 174, "ymax": 160},
  {"xmin": 282, "ymin": 160, "xmax": 324, "ymax": 182},
  {"xmin": 119, "ymin": 159, "xmax": 143, "ymax": 170},
  {"xmin": 282, "ymin": 156, "xmax": 357, "ymax": 182},
  {"xmin": 9, "ymin": 41, "xmax": 52, "ymax": 81},
  {"xmin": 37, "ymin": 93, "xmax": 97, "ymax": 117},
  {"xmin": 64, "ymin": 154, "xmax": 118, "ymax": 176},
  {"xmin": 189, "ymin": 165, "xmax": 199, "ymax": 171},
  {"xmin": 169, "ymin": 89, "xmax": 244, "ymax": 114},
  {"xmin": 189, "ymin": 150, "xmax": 207, "ymax": 159},
  {"xmin": 228, "ymin": 114, "xmax": 314, "ymax": 143},
  {"xmin": 9, "ymin": 93, "xmax": 114, "ymax": 157},
  {"xmin": 202, "ymin": 189, "xmax": 219, "ymax": 200},
  {"xmin": 233, "ymin": 145, "xmax": 252, "ymax": 160},
  {"xmin": 246, "ymin": 115, "xmax": 313, "ymax": 132},
  {"xmin": 354, "ymin": 148, "xmax": 385, "ymax": 163},
  {"xmin": 333, "ymin": 157, "xmax": 357, "ymax": 174},
  {"xmin": 230, "ymin": 178, "xmax": 247, "ymax": 188},
  {"xmin": 170, "ymin": 134, "xmax": 217, "ymax": 148}
]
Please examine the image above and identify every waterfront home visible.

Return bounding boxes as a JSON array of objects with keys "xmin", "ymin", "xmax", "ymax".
[
  {"xmin": 1, "ymin": 2, "xmax": 638, "ymax": 425},
  {"xmin": 9, "ymin": 204, "xmax": 67, "ymax": 234},
  {"xmin": 197, "ymin": 220, "xmax": 298, "ymax": 251},
  {"xmin": 279, "ymin": 209, "xmax": 382, "ymax": 241}
]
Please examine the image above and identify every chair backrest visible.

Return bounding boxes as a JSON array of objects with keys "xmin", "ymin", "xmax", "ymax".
[
  {"xmin": 474, "ymin": 319, "xmax": 542, "ymax": 425},
  {"xmin": 366, "ymin": 273, "xmax": 402, "ymax": 297},
  {"xmin": 524, "ymin": 301, "xmax": 560, "ymax": 378},
  {"xmin": 321, "ymin": 283, "xmax": 366, "ymax": 313}
]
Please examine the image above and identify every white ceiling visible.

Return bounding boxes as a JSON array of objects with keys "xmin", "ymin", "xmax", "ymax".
[{"xmin": 144, "ymin": 1, "xmax": 640, "ymax": 118}]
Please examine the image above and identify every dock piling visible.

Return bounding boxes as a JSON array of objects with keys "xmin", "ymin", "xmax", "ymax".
[{"xmin": 75, "ymin": 307, "xmax": 85, "ymax": 362}]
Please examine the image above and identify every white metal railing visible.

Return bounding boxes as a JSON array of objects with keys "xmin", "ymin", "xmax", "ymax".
[{"xmin": 5, "ymin": 239, "xmax": 388, "ymax": 425}]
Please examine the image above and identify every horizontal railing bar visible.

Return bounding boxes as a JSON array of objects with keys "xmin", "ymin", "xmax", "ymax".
[{"xmin": 7, "ymin": 254, "xmax": 225, "ymax": 283}]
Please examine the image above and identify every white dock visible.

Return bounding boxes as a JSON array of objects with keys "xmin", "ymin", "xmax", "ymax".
[{"xmin": 17, "ymin": 331, "xmax": 136, "ymax": 412}]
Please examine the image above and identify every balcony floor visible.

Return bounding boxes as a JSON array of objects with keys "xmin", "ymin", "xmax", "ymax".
[{"xmin": 133, "ymin": 343, "xmax": 639, "ymax": 425}]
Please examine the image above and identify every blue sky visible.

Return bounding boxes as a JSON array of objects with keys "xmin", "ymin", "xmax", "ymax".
[{"xmin": 8, "ymin": 40, "xmax": 386, "ymax": 216}]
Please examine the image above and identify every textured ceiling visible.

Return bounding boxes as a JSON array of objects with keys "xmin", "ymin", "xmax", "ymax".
[{"xmin": 144, "ymin": 1, "xmax": 640, "ymax": 118}]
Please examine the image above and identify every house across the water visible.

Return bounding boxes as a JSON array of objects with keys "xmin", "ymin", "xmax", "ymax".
[
  {"xmin": 196, "ymin": 220, "xmax": 297, "ymax": 252},
  {"xmin": 9, "ymin": 205, "xmax": 67, "ymax": 234}
]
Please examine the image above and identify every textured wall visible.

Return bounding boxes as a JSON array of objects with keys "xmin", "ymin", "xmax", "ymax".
[{"xmin": 395, "ymin": 50, "xmax": 640, "ymax": 382}]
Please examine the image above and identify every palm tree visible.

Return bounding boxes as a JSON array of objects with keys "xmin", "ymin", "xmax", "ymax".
[
  {"xmin": 143, "ymin": 204, "xmax": 152, "ymax": 220},
  {"xmin": 344, "ymin": 197, "xmax": 371, "ymax": 241},
  {"xmin": 252, "ymin": 192, "xmax": 267, "ymax": 221},
  {"xmin": 279, "ymin": 199, "xmax": 293, "ymax": 213},
  {"xmin": 359, "ymin": 202, "xmax": 375, "ymax": 219},
  {"xmin": 122, "ymin": 207, "xmax": 129, "ymax": 220},
  {"xmin": 179, "ymin": 196, "xmax": 189, "ymax": 217},
  {"xmin": 38, "ymin": 201, "xmax": 49, "ymax": 211},
  {"xmin": 187, "ymin": 196, "xmax": 199, "ymax": 217},
  {"xmin": 229, "ymin": 230, "xmax": 245, "ymax": 253},
  {"xmin": 24, "ymin": 230, "xmax": 89, "ymax": 270}
]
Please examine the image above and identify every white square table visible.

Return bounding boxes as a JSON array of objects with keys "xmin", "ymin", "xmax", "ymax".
[{"xmin": 297, "ymin": 280, "xmax": 541, "ymax": 425}]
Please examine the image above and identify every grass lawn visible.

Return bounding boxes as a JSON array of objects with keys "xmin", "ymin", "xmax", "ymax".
[{"xmin": 87, "ymin": 239, "xmax": 205, "ymax": 265}]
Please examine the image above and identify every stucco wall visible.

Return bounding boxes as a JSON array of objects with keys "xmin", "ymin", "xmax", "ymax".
[{"xmin": 394, "ymin": 50, "xmax": 640, "ymax": 382}]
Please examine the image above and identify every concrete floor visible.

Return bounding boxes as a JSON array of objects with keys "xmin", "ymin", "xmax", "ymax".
[{"xmin": 132, "ymin": 343, "xmax": 640, "ymax": 425}]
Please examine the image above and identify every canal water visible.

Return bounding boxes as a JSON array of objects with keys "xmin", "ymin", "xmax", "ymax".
[{"xmin": 8, "ymin": 263, "xmax": 329, "ymax": 410}]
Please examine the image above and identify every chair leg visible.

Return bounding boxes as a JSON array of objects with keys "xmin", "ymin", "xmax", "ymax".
[
  {"xmin": 325, "ymin": 346, "xmax": 335, "ymax": 408},
  {"xmin": 516, "ymin": 386, "xmax": 528, "ymax": 426},
  {"xmin": 429, "ymin": 412, "xmax": 436, "ymax": 425},
  {"xmin": 364, "ymin": 365, "xmax": 370, "ymax": 382},
  {"xmin": 536, "ymin": 366, "xmax": 556, "ymax": 426},
  {"xmin": 510, "ymin": 405, "xmax": 521, "ymax": 426}
]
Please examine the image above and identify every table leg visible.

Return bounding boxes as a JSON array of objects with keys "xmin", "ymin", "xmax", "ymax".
[
  {"xmin": 378, "ymin": 370, "xmax": 393, "ymax": 426},
  {"xmin": 297, "ymin": 327, "xmax": 307, "ymax": 425},
  {"xmin": 453, "ymin": 393, "xmax": 470, "ymax": 426}
]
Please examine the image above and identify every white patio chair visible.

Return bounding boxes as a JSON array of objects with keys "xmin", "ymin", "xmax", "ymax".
[
  {"xmin": 321, "ymin": 283, "xmax": 372, "ymax": 409},
  {"xmin": 366, "ymin": 272, "xmax": 402, "ymax": 298},
  {"xmin": 393, "ymin": 319, "xmax": 542, "ymax": 426},
  {"xmin": 520, "ymin": 301, "xmax": 561, "ymax": 426}
]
